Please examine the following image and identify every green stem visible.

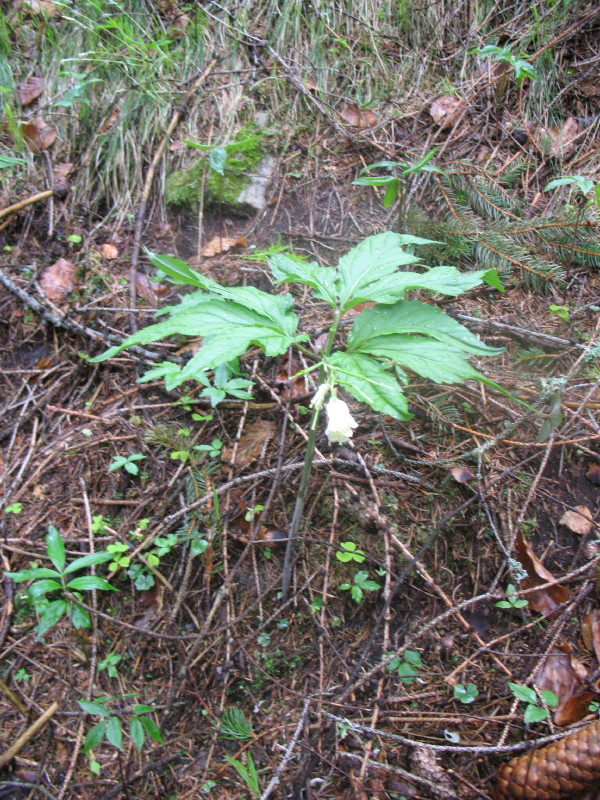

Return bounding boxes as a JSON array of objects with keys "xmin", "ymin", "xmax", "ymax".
[{"xmin": 281, "ymin": 312, "xmax": 341, "ymax": 599}]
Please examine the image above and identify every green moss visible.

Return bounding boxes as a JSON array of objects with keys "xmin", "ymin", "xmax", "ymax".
[{"xmin": 165, "ymin": 123, "xmax": 266, "ymax": 212}]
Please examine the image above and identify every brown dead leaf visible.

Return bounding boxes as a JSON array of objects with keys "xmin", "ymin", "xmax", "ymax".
[
  {"xmin": 40, "ymin": 258, "xmax": 77, "ymax": 304},
  {"xmin": 97, "ymin": 243, "xmax": 119, "ymax": 260},
  {"xmin": 539, "ymin": 116, "xmax": 580, "ymax": 157},
  {"xmin": 222, "ymin": 419, "xmax": 275, "ymax": 468},
  {"xmin": 451, "ymin": 465, "xmax": 475, "ymax": 483},
  {"xmin": 22, "ymin": 117, "xmax": 57, "ymax": 152},
  {"xmin": 429, "ymin": 95, "xmax": 462, "ymax": 129},
  {"xmin": 515, "ymin": 530, "xmax": 569, "ymax": 616},
  {"xmin": 582, "ymin": 610, "xmax": 600, "ymax": 664},
  {"xmin": 535, "ymin": 646, "xmax": 589, "ymax": 724},
  {"xmin": 17, "ymin": 76, "xmax": 44, "ymax": 106},
  {"xmin": 52, "ymin": 162, "xmax": 72, "ymax": 196},
  {"xmin": 98, "ymin": 106, "xmax": 119, "ymax": 133},
  {"xmin": 135, "ymin": 272, "xmax": 168, "ymax": 303},
  {"xmin": 276, "ymin": 355, "xmax": 307, "ymax": 401},
  {"xmin": 23, "ymin": 0, "xmax": 61, "ymax": 18},
  {"xmin": 586, "ymin": 463, "xmax": 600, "ymax": 485},
  {"xmin": 340, "ymin": 103, "xmax": 378, "ymax": 128},
  {"xmin": 200, "ymin": 235, "xmax": 247, "ymax": 258},
  {"xmin": 555, "ymin": 690, "xmax": 598, "ymax": 726},
  {"xmin": 560, "ymin": 505, "xmax": 593, "ymax": 536}
]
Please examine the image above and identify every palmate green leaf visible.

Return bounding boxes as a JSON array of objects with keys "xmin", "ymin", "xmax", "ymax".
[
  {"xmin": 90, "ymin": 298, "xmax": 303, "ymax": 365},
  {"xmin": 46, "ymin": 525, "xmax": 65, "ymax": 573},
  {"xmin": 335, "ymin": 232, "xmax": 425, "ymax": 310},
  {"xmin": 268, "ymin": 254, "xmax": 338, "ymax": 306},
  {"xmin": 328, "ymin": 351, "xmax": 412, "ymax": 420},
  {"xmin": 348, "ymin": 300, "xmax": 503, "ymax": 355},
  {"xmin": 356, "ymin": 335, "xmax": 496, "ymax": 385}
]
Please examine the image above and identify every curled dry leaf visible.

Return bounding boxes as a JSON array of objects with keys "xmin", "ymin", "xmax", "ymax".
[
  {"xmin": 221, "ymin": 419, "xmax": 275, "ymax": 468},
  {"xmin": 17, "ymin": 76, "xmax": 44, "ymax": 106},
  {"xmin": 22, "ymin": 117, "xmax": 57, "ymax": 152},
  {"xmin": 586, "ymin": 463, "xmax": 600, "ymax": 485},
  {"xmin": 200, "ymin": 235, "xmax": 247, "ymax": 258},
  {"xmin": 98, "ymin": 106, "xmax": 119, "ymax": 134},
  {"xmin": 429, "ymin": 95, "xmax": 462, "ymax": 129},
  {"xmin": 515, "ymin": 530, "xmax": 569, "ymax": 616},
  {"xmin": 582, "ymin": 610, "xmax": 600, "ymax": 664},
  {"xmin": 535, "ymin": 646, "xmax": 590, "ymax": 726},
  {"xmin": 559, "ymin": 505, "xmax": 593, "ymax": 536},
  {"xmin": 450, "ymin": 465, "xmax": 475, "ymax": 483},
  {"xmin": 275, "ymin": 355, "xmax": 306, "ymax": 401},
  {"xmin": 135, "ymin": 272, "xmax": 168, "ymax": 303},
  {"xmin": 340, "ymin": 103, "xmax": 378, "ymax": 128},
  {"xmin": 97, "ymin": 243, "xmax": 119, "ymax": 260},
  {"xmin": 538, "ymin": 116, "xmax": 580, "ymax": 157},
  {"xmin": 40, "ymin": 258, "xmax": 77, "ymax": 304}
]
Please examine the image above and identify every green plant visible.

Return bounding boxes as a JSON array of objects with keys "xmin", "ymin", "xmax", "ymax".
[
  {"xmin": 14, "ymin": 667, "xmax": 31, "ymax": 682},
  {"xmin": 107, "ymin": 453, "xmax": 146, "ymax": 476},
  {"xmin": 353, "ymin": 147, "xmax": 444, "ymax": 208},
  {"xmin": 79, "ymin": 695, "xmax": 163, "ymax": 774},
  {"xmin": 225, "ymin": 752, "xmax": 261, "ymax": 798},
  {"xmin": 589, "ymin": 701, "xmax": 600, "ymax": 715},
  {"xmin": 548, "ymin": 304, "xmax": 570, "ymax": 323},
  {"xmin": 340, "ymin": 570, "xmax": 380, "ymax": 604},
  {"xmin": 4, "ymin": 525, "xmax": 115, "ymax": 638},
  {"xmin": 98, "ymin": 653, "xmax": 123, "ymax": 678},
  {"xmin": 544, "ymin": 175, "xmax": 600, "ymax": 212},
  {"xmin": 194, "ymin": 439, "xmax": 223, "ymax": 459},
  {"xmin": 508, "ymin": 682, "xmax": 558, "ymax": 723},
  {"xmin": 495, "ymin": 584, "xmax": 528, "ymax": 610},
  {"xmin": 386, "ymin": 649, "xmax": 424, "ymax": 683},
  {"xmin": 218, "ymin": 707, "xmax": 254, "ymax": 741},
  {"xmin": 245, "ymin": 504, "xmax": 264, "ymax": 522},
  {"xmin": 4, "ymin": 502, "xmax": 22, "ymax": 514},
  {"xmin": 453, "ymin": 682, "xmax": 478, "ymax": 704},
  {"xmin": 91, "ymin": 232, "xmax": 510, "ymax": 597},
  {"xmin": 471, "ymin": 44, "xmax": 535, "ymax": 84},
  {"xmin": 336, "ymin": 541, "xmax": 365, "ymax": 563}
]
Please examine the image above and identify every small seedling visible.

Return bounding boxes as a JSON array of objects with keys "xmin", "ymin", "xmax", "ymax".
[
  {"xmin": 508, "ymin": 682, "xmax": 558, "ymax": 723},
  {"xmin": 549, "ymin": 304, "xmax": 570, "ymax": 323},
  {"xmin": 4, "ymin": 525, "xmax": 115, "ymax": 638},
  {"xmin": 245, "ymin": 504, "xmax": 264, "ymax": 522},
  {"xmin": 386, "ymin": 649, "xmax": 424, "ymax": 683},
  {"xmin": 496, "ymin": 584, "xmax": 528, "ymax": 610},
  {"xmin": 453, "ymin": 682, "xmax": 478, "ymax": 704},
  {"xmin": 340, "ymin": 570, "xmax": 380, "ymax": 604},
  {"xmin": 4, "ymin": 502, "xmax": 22, "ymax": 515},
  {"xmin": 98, "ymin": 653, "xmax": 123, "ymax": 678},
  {"xmin": 353, "ymin": 148, "xmax": 444, "ymax": 208},
  {"xmin": 14, "ymin": 668, "xmax": 31, "ymax": 682},
  {"xmin": 108, "ymin": 453, "xmax": 146, "ymax": 476},
  {"xmin": 91, "ymin": 515, "xmax": 109, "ymax": 533},
  {"xmin": 471, "ymin": 44, "xmax": 535, "ymax": 84},
  {"xmin": 79, "ymin": 696, "xmax": 163, "ymax": 774},
  {"xmin": 336, "ymin": 541, "xmax": 365, "ymax": 563},
  {"xmin": 225, "ymin": 752, "xmax": 261, "ymax": 798},
  {"xmin": 195, "ymin": 439, "xmax": 223, "ymax": 459},
  {"xmin": 217, "ymin": 706, "xmax": 254, "ymax": 741},
  {"xmin": 107, "ymin": 542, "xmax": 130, "ymax": 571},
  {"xmin": 589, "ymin": 701, "xmax": 600, "ymax": 715}
]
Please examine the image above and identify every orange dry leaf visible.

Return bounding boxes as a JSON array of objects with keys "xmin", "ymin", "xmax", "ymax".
[
  {"xmin": 429, "ymin": 95, "xmax": 462, "ymax": 129},
  {"xmin": 340, "ymin": 104, "xmax": 378, "ymax": 128},
  {"xmin": 221, "ymin": 419, "xmax": 275, "ymax": 468},
  {"xmin": 200, "ymin": 235, "xmax": 247, "ymax": 258},
  {"xmin": 515, "ymin": 530, "xmax": 569, "ymax": 616},
  {"xmin": 450, "ymin": 465, "xmax": 475, "ymax": 483},
  {"xmin": 17, "ymin": 76, "xmax": 44, "ymax": 106},
  {"xmin": 97, "ymin": 243, "xmax": 119, "ymax": 260},
  {"xmin": 587, "ymin": 463, "xmax": 600, "ymax": 485},
  {"xmin": 559, "ymin": 505, "xmax": 593, "ymax": 536},
  {"xmin": 535, "ymin": 646, "xmax": 590, "ymax": 725},
  {"xmin": 135, "ymin": 272, "xmax": 169, "ymax": 303},
  {"xmin": 22, "ymin": 118, "xmax": 57, "ymax": 152},
  {"xmin": 276, "ymin": 355, "xmax": 307, "ymax": 401},
  {"xmin": 98, "ymin": 106, "xmax": 119, "ymax": 133},
  {"xmin": 582, "ymin": 610, "xmax": 600, "ymax": 664},
  {"xmin": 40, "ymin": 258, "xmax": 77, "ymax": 304}
]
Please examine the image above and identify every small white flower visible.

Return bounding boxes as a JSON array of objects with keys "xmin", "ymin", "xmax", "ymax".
[
  {"xmin": 310, "ymin": 383, "xmax": 330, "ymax": 410},
  {"xmin": 325, "ymin": 397, "xmax": 358, "ymax": 445}
]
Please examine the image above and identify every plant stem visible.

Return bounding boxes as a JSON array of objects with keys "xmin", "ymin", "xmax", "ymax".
[{"xmin": 281, "ymin": 311, "xmax": 341, "ymax": 600}]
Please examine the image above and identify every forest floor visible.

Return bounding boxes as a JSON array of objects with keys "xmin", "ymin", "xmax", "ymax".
[{"xmin": 1, "ymin": 2, "xmax": 600, "ymax": 800}]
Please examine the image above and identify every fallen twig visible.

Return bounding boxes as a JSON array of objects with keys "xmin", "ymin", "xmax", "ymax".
[{"xmin": 0, "ymin": 701, "xmax": 59, "ymax": 768}]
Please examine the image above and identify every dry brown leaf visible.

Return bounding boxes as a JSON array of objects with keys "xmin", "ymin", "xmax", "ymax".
[
  {"xmin": 98, "ymin": 106, "xmax": 119, "ymax": 134},
  {"xmin": 222, "ymin": 419, "xmax": 275, "ymax": 468},
  {"xmin": 200, "ymin": 235, "xmax": 247, "ymax": 258},
  {"xmin": 539, "ymin": 116, "xmax": 580, "ymax": 157},
  {"xmin": 275, "ymin": 355, "xmax": 306, "ymax": 401},
  {"xmin": 40, "ymin": 258, "xmax": 77, "ymax": 304},
  {"xmin": 22, "ymin": 117, "xmax": 57, "ymax": 152},
  {"xmin": 135, "ymin": 272, "xmax": 168, "ymax": 302},
  {"xmin": 554, "ymin": 691, "xmax": 598, "ymax": 727},
  {"xmin": 450, "ymin": 465, "xmax": 475, "ymax": 483},
  {"xmin": 23, "ymin": 0, "xmax": 61, "ymax": 17},
  {"xmin": 17, "ymin": 76, "xmax": 44, "ymax": 106},
  {"xmin": 559, "ymin": 505, "xmax": 593, "ymax": 536},
  {"xmin": 429, "ymin": 95, "xmax": 462, "ymax": 129},
  {"xmin": 515, "ymin": 530, "xmax": 569, "ymax": 616},
  {"xmin": 582, "ymin": 610, "xmax": 600, "ymax": 664},
  {"xmin": 97, "ymin": 243, "xmax": 119, "ymax": 260},
  {"xmin": 535, "ymin": 646, "xmax": 589, "ymax": 725},
  {"xmin": 586, "ymin": 463, "xmax": 600, "ymax": 485},
  {"xmin": 340, "ymin": 103, "xmax": 378, "ymax": 128},
  {"xmin": 52, "ymin": 162, "xmax": 72, "ymax": 196}
]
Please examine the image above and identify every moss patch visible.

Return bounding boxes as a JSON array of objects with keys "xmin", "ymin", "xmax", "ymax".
[{"xmin": 165, "ymin": 123, "xmax": 266, "ymax": 213}]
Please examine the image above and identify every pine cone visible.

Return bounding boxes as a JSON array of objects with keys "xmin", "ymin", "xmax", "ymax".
[{"xmin": 494, "ymin": 720, "xmax": 600, "ymax": 799}]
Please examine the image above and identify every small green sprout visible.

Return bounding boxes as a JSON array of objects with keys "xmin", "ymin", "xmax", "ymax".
[
  {"xmin": 496, "ymin": 584, "xmax": 528, "ymax": 610},
  {"xmin": 4, "ymin": 502, "xmax": 23, "ymax": 515},
  {"xmin": 508, "ymin": 682, "xmax": 558, "ymax": 723},
  {"xmin": 340, "ymin": 570, "xmax": 380, "ymax": 604},
  {"xmin": 336, "ymin": 541, "xmax": 365, "ymax": 563},
  {"xmin": 453, "ymin": 682, "xmax": 478, "ymax": 704},
  {"xmin": 386, "ymin": 649, "xmax": 424, "ymax": 683},
  {"xmin": 107, "ymin": 453, "xmax": 146, "ymax": 476},
  {"xmin": 194, "ymin": 439, "xmax": 223, "ymax": 459}
]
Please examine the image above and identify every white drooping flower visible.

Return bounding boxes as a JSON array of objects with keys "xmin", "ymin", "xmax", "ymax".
[{"xmin": 324, "ymin": 397, "xmax": 358, "ymax": 445}]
